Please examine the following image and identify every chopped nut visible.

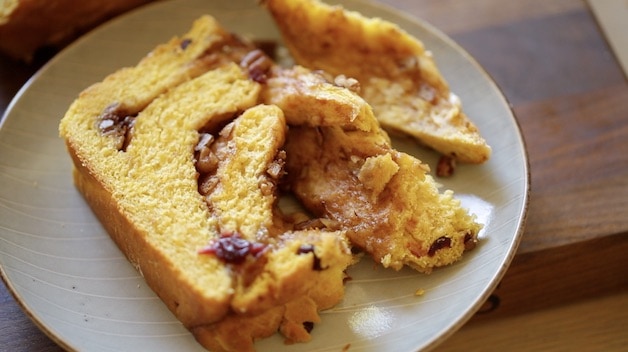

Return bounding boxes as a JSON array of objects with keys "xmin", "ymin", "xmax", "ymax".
[
  {"xmin": 418, "ymin": 82, "xmax": 437, "ymax": 103},
  {"xmin": 195, "ymin": 133, "xmax": 214, "ymax": 151},
  {"xmin": 196, "ymin": 147, "xmax": 219, "ymax": 174},
  {"xmin": 266, "ymin": 150, "xmax": 286, "ymax": 180},
  {"xmin": 199, "ymin": 175, "xmax": 219, "ymax": 196},
  {"xmin": 97, "ymin": 102, "xmax": 137, "ymax": 151},
  {"xmin": 436, "ymin": 155, "xmax": 456, "ymax": 177},
  {"xmin": 219, "ymin": 121, "xmax": 235, "ymax": 139},
  {"xmin": 398, "ymin": 55, "xmax": 418, "ymax": 71},
  {"xmin": 258, "ymin": 178, "xmax": 275, "ymax": 196},
  {"xmin": 333, "ymin": 74, "xmax": 360, "ymax": 92},
  {"xmin": 98, "ymin": 118, "xmax": 115, "ymax": 131},
  {"xmin": 240, "ymin": 49, "xmax": 273, "ymax": 83},
  {"xmin": 266, "ymin": 162, "xmax": 283, "ymax": 180}
]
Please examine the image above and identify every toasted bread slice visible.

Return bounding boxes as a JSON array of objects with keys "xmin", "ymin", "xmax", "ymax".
[{"xmin": 263, "ymin": 0, "xmax": 491, "ymax": 163}]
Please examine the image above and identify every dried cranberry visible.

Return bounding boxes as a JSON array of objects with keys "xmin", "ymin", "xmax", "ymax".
[
  {"xmin": 303, "ymin": 321, "xmax": 314, "ymax": 333},
  {"xmin": 428, "ymin": 236, "xmax": 451, "ymax": 257},
  {"xmin": 297, "ymin": 244, "xmax": 322, "ymax": 271},
  {"xmin": 199, "ymin": 232, "xmax": 266, "ymax": 264},
  {"xmin": 180, "ymin": 38, "xmax": 192, "ymax": 50}
]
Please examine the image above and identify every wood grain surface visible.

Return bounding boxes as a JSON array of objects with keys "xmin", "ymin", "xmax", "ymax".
[{"xmin": 1, "ymin": 0, "xmax": 627, "ymax": 351}]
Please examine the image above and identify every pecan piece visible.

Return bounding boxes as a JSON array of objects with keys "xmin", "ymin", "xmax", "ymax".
[
  {"xmin": 97, "ymin": 103, "xmax": 137, "ymax": 151},
  {"xmin": 436, "ymin": 155, "xmax": 456, "ymax": 177},
  {"xmin": 266, "ymin": 150, "xmax": 286, "ymax": 180},
  {"xmin": 240, "ymin": 49, "xmax": 273, "ymax": 83},
  {"xmin": 333, "ymin": 74, "xmax": 360, "ymax": 93}
]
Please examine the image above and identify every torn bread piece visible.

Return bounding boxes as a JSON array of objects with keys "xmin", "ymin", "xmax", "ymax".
[
  {"xmin": 244, "ymin": 44, "xmax": 483, "ymax": 272},
  {"xmin": 278, "ymin": 88, "xmax": 481, "ymax": 272},
  {"xmin": 261, "ymin": 63, "xmax": 378, "ymax": 132},
  {"xmin": 263, "ymin": 0, "xmax": 491, "ymax": 163},
  {"xmin": 285, "ymin": 125, "xmax": 481, "ymax": 273}
]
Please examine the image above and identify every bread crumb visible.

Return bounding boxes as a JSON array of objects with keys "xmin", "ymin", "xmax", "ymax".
[
  {"xmin": 414, "ymin": 288, "xmax": 425, "ymax": 296},
  {"xmin": 380, "ymin": 253, "xmax": 391, "ymax": 267}
]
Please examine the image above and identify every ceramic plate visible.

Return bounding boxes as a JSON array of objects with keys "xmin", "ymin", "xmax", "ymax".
[{"xmin": 0, "ymin": 0, "xmax": 528, "ymax": 351}]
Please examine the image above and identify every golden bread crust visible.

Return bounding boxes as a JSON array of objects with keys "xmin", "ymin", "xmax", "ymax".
[
  {"xmin": 263, "ymin": 0, "xmax": 491, "ymax": 163},
  {"xmin": 63, "ymin": 60, "xmax": 262, "ymax": 328},
  {"xmin": 262, "ymin": 65, "xmax": 378, "ymax": 132}
]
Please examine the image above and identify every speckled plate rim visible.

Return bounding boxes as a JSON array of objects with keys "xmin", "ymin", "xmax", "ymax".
[{"xmin": 0, "ymin": 0, "xmax": 529, "ymax": 351}]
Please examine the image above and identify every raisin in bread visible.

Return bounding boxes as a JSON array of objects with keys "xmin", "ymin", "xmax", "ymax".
[
  {"xmin": 60, "ymin": 16, "xmax": 352, "ymax": 351},
  {"xmin": 263, "ymin": 0, "xmax": 491, "ymax": 163}
]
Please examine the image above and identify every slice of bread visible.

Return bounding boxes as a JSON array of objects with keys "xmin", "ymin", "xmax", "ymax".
[
  {"xmin": 60, "ymin": 16, "xmax": 352, "ymax": 351},
  {"xmin": 263, "ymin": 0, "xmax": 491, "ymax": 163}
]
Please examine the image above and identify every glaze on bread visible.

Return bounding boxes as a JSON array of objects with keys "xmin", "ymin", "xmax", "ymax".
[
  {"xmin": 285, "ymin": 124, "xmax": 481, "ymax": 272},
  {"xmin": 273, "ymin": 69, "xmax": 482, "ymax": 272},
  {"xmin": 263, "ymin": 0, "xmax": 491, "ymax": 163}
]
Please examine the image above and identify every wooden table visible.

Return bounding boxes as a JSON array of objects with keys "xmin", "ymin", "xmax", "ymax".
[{"xmin": 1, "ymin": 0, "xmax": 627, "ymax": 350}]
